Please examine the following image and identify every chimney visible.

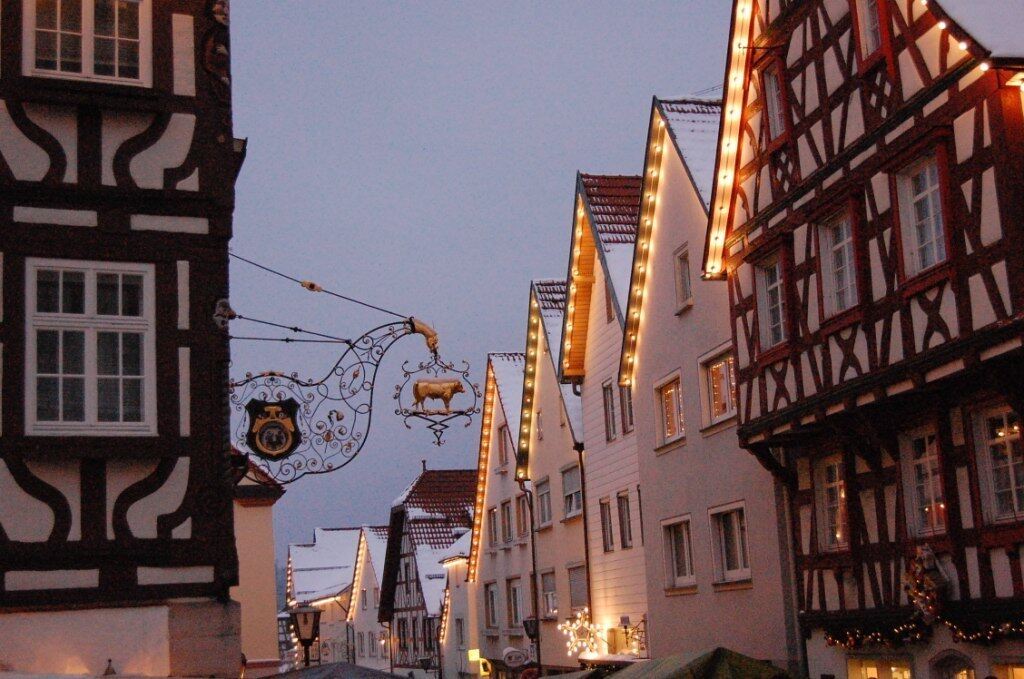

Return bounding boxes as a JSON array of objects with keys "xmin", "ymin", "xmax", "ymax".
[{"xmin": 421, "ymin": 459, "xmax": 427, "ymax": 472}]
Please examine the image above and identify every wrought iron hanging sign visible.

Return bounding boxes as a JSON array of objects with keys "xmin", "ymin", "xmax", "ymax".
[{"xmin": 224, "ymin": 292, "xmax": 480, "ymax": 484}]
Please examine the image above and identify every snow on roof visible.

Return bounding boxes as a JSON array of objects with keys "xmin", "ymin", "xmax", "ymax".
[
  {"xmin": 415, "ymin": 545, "xmax": 451, "ymax": 616},
  {"xmin": 288, "ymin": 527, "xmax": 361, "ymax": 603},
  {"xmin": 439, "ymin": 529, "xmax": 472, "ymax": 564},
  {"xmin": 362, "ymin": 525, "xmax": 390, "ymax": 583},
  {"xmin": 936, "ymin": 0, "xmax": 1024, "ymax": 60},
  {"xmin": 534, "ymin": 280, "xmax": 583, "ymax": 440},
  {"xmin": 490, "ymin": 353, "xmax": 525, "ymax": 443},
  {"xmin": 396, "ymin": 469, "xmax": 476, "ymax": 549},
  {"xmin": 658, "ymin": 98, "xmax": 723, "ymax": 208},
  {"xmin": 578, "ymin": 174, "xmax": 641, "ymax": 319}
]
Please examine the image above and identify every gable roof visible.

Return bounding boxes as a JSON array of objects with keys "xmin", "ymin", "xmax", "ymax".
[
  {"xmin": 515, "ymin": 280, "xmax": 584, "ymax": 479},
  {"xmin": 288, "ymin": 527, "xmax": 362, "ymax": 605},
  {"xmin": 620, "ymin": 97, "xmax": 722, "ymax": 387},
  {"xmin": 560, "ymin": 173, "xmax": 641, "ymax": 381},
  {"xmin": 935, "ymin": 1, "xmax": 1024, "ymax": 60},
  {"xmin": 379, "ymin": 468, "xmax": 475, "ymax": 621},
  {"xmin": 490, "ymin": 352, "xmax": 526, "ymax": 446}
]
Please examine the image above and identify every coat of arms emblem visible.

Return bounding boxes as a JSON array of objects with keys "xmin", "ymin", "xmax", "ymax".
[{"xmin": 245, "ymin": 399, "xmax": 302, "ymax": 460}]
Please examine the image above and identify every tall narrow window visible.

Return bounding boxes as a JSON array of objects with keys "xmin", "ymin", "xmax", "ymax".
[
  {"xmin": 657, "ymin": 376, "xmax": 685, "ymax": 445},
  {"xmin": 857, "ymin": 0, "xmax": 883, "ymax": 57},
  {"xmin": 536, "ymin": 480, "xmax": 552, "ymax": 525},
  {"xmin": 605, "ymin": 280, "xmax": 615, "ymax": 323},
  {"xmin": 711, "ymin": 506, "xmax": 750, "ymax": 581},
  {"xmin": 898, "ymin": 156, "xmax": 947, "ymax": 276},
  {"xmin": 497, "ymin": 424, "xmax": 511, "ymax": 466},
  {"xmin": 361, "ymin": 589, "xmax": 367, "ymax": 610},
  {"xmin": 663, "ymin": 519, "xmax": 694, "ymax": 588},
  {"xmin": 757, "ymin": 256, "xmax": 787, "ymax": 349},
  {"xmin": 541, "ymin": 572, "xmax": 558, "ymax": 617},
  {"xmin": 27, "ymin": 260, "xmax": 155, "ymax": 435},
  {"xmin": 620, "ymin": 385, "xmax": 634, "ymax": 434},
  {"xmin": 484, "ymin": 583, "xmax": 498, "ymax": 628},
  {"xmin": 562, "ymin": 466, "xmax": 582, "ymax": 518},
  {"xmin": 903, "ymin": 429, "xmax": 945, "ymax": 535},
  {"xmin": 602, "ymin": 381, "xmax": 617, "ymax": 441},
  {"xmin": 763, "ymin": 67, "xmax": 787, "ymax": 141},
  {"xmin": 675, "ymin": 249, "xmax": 693, "ymax": 307},
  {"xmin": 487, "ymin": 507, "xmax": 498, "ymax": 546},
  {"xmin": 455, "ymin": 618, "xmax": 465, "ymax": 649},
  {"xmin": 506, "ymin": 578, "xmax": 523, "ymax": 627},
  {"xmin": 817, "ymin": 457, "xmax": 848, "ymax": 550},
  {"xmin": 516, "ymin": 494, "xmax": 530, "ymax": 537},
  {"xmin": 500, "ymin": 500, "xmax": 513, "ymax": 543},
  {"xmin": 617, "ymin": 492, "xmax": 633, "ymax": 548},
  {"xmin": 568, "ymin": 565, "xmax": 588, "ymax": 611},
  {"xmin": 982, "ymin": 409, "xmax": 1024, "ymax": 521},
  {"xmin": 820, "ymin": 214, "xmax": 858, "ymax": 316},
  {"xmin": 703, "ymin": 353, "xmax": 737, "ymax": 424},
  {"xmin": 600, "ymin": 500, "xmax": 614, "ymax": 552}
]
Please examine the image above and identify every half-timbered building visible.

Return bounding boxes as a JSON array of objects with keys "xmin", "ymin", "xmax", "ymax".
[
  {"xmin": 559, "ymin": 173, "xmax": 649, "ymax": 663},
  {"xmin": 0, "ymin": 0, "xmax": 244, "ymax": 675},
  {"xmin": 704, "ymin": 0, "xmax": 1024, "ymax": 676},
  {"xmin": 379, "ymin": 466, "xmax": 475, "ymax": 677}
]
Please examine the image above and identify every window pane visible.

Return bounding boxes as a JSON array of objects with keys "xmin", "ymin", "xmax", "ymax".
[
  {"xmin": 38, "ymin": 0, "xmax": 59, "ymax": 29},
  {"xmin": 60, "ymin": 33, "xmax": 82, "ymax": 72},
  {"xmin": 63, "ymin": 377, "xmax": 85, "ymax": 421},
  {"xmin": 95, "ymin": 0, "xmax": 115, "ymax": 35},
  {"xmin": 97, "ymin": 273, "xmax": 119, "ymax": 314},
  {"xmin": 122, "ymin": 275, "xmax": 143, "ymax": 316},
  {"xmin": 37, "ymin": 377, "xmax": 60, "ymax": 421},
  {"xmin": 119, "ymin": 1, "xmax": 140, "ymax": 39},
  {"xmin": 94, "ymin": 37, "xmax": 116, "ymax": 75},
  {"xmin": 122, "ymin": 333, "xmax": 142, "ymax": 375},
  {"xmin": 123, "ymin": 379, "xmax": 143, "ymax": 422},
  {"xmin": 37, "ymin": 330, "xmax": 60, "ymax": 374},
  {"xmin": 62, "ymin": 330, "xmax": 84, "ymax": 374},
  {"xmin": 118, "ymin": 41, "xmax": 139, "ymax": 79},
  {"xmin": 721, "ymin": 513, "xmax": 739, "ymax": 571},
  {"xmin": 36, "ymin": 30, "xmax": 58, "ymax": 70},
  {"xmin": 62, "ymin": 271, "xmax": 84, "ymax": 313},
  {"xmin": 37, "ymin": 270, "xmax": 60, "ymax": 312},
  {"xmin": 98, "ymin": 379, "xmax": 120, "ymax": 421},
  {"xmin": 97, "ymin": 332, "xmax": 120, "ymax": 375}
]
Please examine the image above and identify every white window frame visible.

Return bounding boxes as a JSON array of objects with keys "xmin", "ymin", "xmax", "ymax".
[
  {"xmin": 762, "ymin": 67, "xmax": 786, "ymax": 141},
  {"xmin": 562, "ymin": 465, "xmax": 582, "ymax": 519},
  {"xmin": 900, "ymin": 426, "xmax": 946, "ymax": 536},
  {"xmin": 506, "ymin": 578, "xmax": 523, "ymax": 627},
  {"xmin": 709, "ymin": 502, "xmax": 750, "ymax": 583},
  {"xmin": 484, "ymin": 582, "xmax": 499, "ymax": 628},
  {"xmin": 26, "ymin": 258, "xmax": 157, "ymax": 436},
  {"xmin": 756, "ymin": 255, "xmax": 787, "ymax": 350},
  {"xmin": 674, "ymin": 246, "xmax": 694, "ymax": 311},
  {"xmin": 540, "ymin": 570, "xmax": 558, "ymax": 618},
  {"xmin": 655, "ymin": 371, "xmax": 686, "ymax": 447},
  {"xmin": 500, "ymin": 500, "xmax": 513, "ymax": 543},
  {"xmin": 567, "ymin": 564, "xmax": 588, "ymax": 611},
  {"xmin": 897, "ymin": 154, "xmax": 947, "ymax": 278},
  {"xmin": 819, "ymin": 212, "xmax": 858, "ymax": 317},
  {"xmin": 22, "ymin": 0, "xmax": 154, "ymax": 86},
  {"xmin": 617, "ymin": 491, "xmax": 633, "ymax": 549},
  {"xmin": 497, "ymin": 424, "xmax": 511, "ymax": 467},
  {"xmin": 815, "ymin": 455, "xmax": 848, "ymax": 551},
  {"xmin": 698, "ymin": 343, "xmax": 737, "ymax": 427},
  {"xmin": 856, "ymin": 0, "xmax": 883, "ymax": 57},
  {"xmin": 662, "ymin": 515, "xmax": 695, "ymax": 589},
  {"xmin": 536, "ymin": 478, "xmax": 553, "ymax": 526},
  {"xmin": 977, "ymin": 406, "xmax": 1024, "ymax": 523}
]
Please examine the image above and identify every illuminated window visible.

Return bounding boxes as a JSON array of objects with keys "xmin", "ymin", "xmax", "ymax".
[
  {"xmin": 897, "ymin": 155, "xmax": 947, "ymax": 277},
  {"xmin": 820, "ymin": 213, "xmax": 858, "ymax": 316},
  {"xmin": 980, "ymin": 407, "xmax": 1024, "ymax": 521},
  {"xmin": 25, "ymin": 0, "xmax": 152, "ymax": 84},
  {"xmin": 656, "ymin": 375, "xmax": 685, "ymax": 445},
  {"xmin": 541, "ymin": 571, "xmax": 558, "ymax": 617},
  {"xmin": 817, "ymin": 456, "xmax": 848, "ymax": 550},
  {"xmin": 901, "ymin": 428, "xmax": 945, "ymax": 535},
  {"xmin": 848, "ymin": 658, "xmax": 912, "ymax": 679},
  {"xmin": 756, "ymin": 255, "xmax": 787, "ymax": 349},
  {"xmin": 663, "ymin": 518, "xmax": 694, "ymax": 588},
  {"xmin": 702, "ymin": 353, "xmax": 737, "ymax": 424}
]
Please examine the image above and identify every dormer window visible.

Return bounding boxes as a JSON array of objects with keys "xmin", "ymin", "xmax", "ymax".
[{"xmin": 25, "ymin": 0, "xmax": 152, "ymax": 85}]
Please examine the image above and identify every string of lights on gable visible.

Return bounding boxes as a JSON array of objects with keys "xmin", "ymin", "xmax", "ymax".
[
  {"xmin": 346, "ymin": 533, "xmax": 368, "ymax": 623},
  {"xmin": 619, "ymin": 110, "xmax": 669, "ymax": 388},
  {"xmin": 515, "ymin": 287, "xmax": 544, "ymax": 480},
  {"xmin": 561, "ymin": 196, "xmax": 589, "ymax": 378},
  {"xmin": 466, "ymin": 362, "xmax": 497, "ymax": 582}
]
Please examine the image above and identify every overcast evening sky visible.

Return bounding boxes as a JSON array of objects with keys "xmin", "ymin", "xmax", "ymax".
[{"xmin": 229, "ymin": 1, "xmax": 733, "ymax": 562}]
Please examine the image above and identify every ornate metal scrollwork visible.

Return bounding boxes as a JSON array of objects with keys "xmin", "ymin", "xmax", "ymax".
[
  {"xmin": 393, "ymin": 353, "xmax": 481, "ymax": 447},
  {"xmin": 230, "ymin": 318, "xmax": 441, "ymax": 484}
]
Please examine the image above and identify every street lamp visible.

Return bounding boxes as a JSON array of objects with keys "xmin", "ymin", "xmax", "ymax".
[
  {"xmin": 523, "ymin": 617, "xmax": 539, "ymax": 642},
  {"xmin": 289, "ymin": 605, "xmax": 322, "ymax": 668}
]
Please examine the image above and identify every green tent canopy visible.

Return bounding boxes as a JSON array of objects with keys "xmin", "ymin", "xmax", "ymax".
[{"xmin": 608, "ymin": 647, "xmax": 790, "ymax": 679}]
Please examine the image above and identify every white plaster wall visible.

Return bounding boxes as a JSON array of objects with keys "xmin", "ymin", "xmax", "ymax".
[
  {"xmin": 581, "ymin": 250, "xmax": 648, "ymax": 643},
  {"xmin": 442, "ymin": 560, "xmax": 480, "ymax": 678},
  {"xmin": 0, "ymin": 606, "xmax": 171, "ymax": 676},
  {"xmin": 476, "ymin": 377, "xmax": 535, "ymax": 664},
  {"xmin": 529, "ymin": 310, "xmax": 588, "ymax": 670},
  {"xmin": 633, "ymin": 139, "xmax": 791, "ymax": 667},
  {"xmin": 349, "ymin": 538, "xmax": 391, "ymax": 673},
  {"xmin": 231, "ymin": 500, "xmax": 281, "ymax": 664}
]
